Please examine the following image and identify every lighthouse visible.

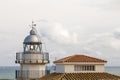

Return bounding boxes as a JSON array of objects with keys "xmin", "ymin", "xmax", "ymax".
[{"xmin": 15, "ymin": 22, "xmax": 49, "ymax": 80}]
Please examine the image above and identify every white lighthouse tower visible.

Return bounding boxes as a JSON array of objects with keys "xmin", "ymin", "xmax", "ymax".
[{"xmin": 15, "ymin": 22, "xmax": 49, "ymax": 80}]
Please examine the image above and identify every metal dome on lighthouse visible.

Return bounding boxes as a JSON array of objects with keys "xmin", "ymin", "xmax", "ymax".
[
  {"xmin": 24, "ymin": 27, "xmax": 41, "ymax": 44},
  {"xmin": 23, "ymin": 22, "xmax": 42, "ymax": 52}
]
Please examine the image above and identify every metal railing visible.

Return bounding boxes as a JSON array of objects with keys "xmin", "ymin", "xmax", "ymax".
[
  {"xmin": 16, "ymin": 52, "xmax": 49, "ymax": 64},
  {"xmin": 16, "ymin": 70, "xmax": 50, "ymax": 79}
]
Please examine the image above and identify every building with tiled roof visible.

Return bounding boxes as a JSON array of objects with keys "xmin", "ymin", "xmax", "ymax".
[
  {"xmin": 54, "ymin": 54, "xmax": 107, "ymax": 73},
  {"xmin": 40, "ymin": 54, "xmax": 120, "ymax": 80}
]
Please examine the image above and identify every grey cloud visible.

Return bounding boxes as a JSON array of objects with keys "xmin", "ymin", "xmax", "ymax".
[
  {"xmin": 0, "ymin": 0, "xmax": 120, "ymax": 66},
  {"xmin": 37, "ymin": 24, "xmax": 120, "ymax": 66}
]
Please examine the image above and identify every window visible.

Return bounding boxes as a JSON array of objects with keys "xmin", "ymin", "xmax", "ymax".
[{"xmin": 74, "ymin": 65, "xmax": 95, "ymax": 71}]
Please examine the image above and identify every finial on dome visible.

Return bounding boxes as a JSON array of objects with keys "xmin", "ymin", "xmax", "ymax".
[
  {"xmin": 32, "ymin": 21, "xmax": 36, "ymax": 27},
  {"xmin": 30, "ymin": 21, "xmax": 37, "ymax": 35},
  {"xmin": 30, "ymin": 28, "xmax": 36, "ymax": 35}
]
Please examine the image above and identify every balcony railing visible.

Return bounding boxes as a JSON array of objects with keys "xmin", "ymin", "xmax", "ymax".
[
  {"xmin": 16, "ymin": 70, "xmax": 50, "ymax": 79},
  {"xmin": 16, "ymin": 52, "xmax": 49, "ymax": 64}
]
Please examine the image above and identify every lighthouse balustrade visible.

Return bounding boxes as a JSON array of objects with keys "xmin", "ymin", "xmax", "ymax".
[
  {"xmin": 16, "ymin": 52, "xmax": 22, "ymax": 60},
  {"xmin": 22, "ymin": 53, "xmax": 43, "ymax": 61},
  {"xmin": 16, "ymin": 70, "xmax": 49, "ymax": 79},
  {"xmin": 16, "ymin": 52, "xmax": 49, "ymax": 63}
]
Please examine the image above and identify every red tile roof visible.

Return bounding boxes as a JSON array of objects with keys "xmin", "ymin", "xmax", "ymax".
[
  {"xmin": 40, "ymin": 73, "xmax": 120, "ymax": 80},
  {"xmin": 54, "ymin": 55, "xmax": 107, "ymax": 63}
]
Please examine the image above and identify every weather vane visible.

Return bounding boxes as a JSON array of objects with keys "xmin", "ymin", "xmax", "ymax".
[{"xmin": 29, "ymin": 21, "xmax": 36, "ymax": 29}]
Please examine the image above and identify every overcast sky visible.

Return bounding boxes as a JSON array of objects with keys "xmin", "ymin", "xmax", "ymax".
[{"xmin": 0, "ymin": 0, "xmax": 120, "ymax": 66}]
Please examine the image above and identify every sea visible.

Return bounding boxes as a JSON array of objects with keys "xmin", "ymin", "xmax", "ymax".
[{"xmin": 0, "ymin": 66, "xmax": 120, "ymax": 79}]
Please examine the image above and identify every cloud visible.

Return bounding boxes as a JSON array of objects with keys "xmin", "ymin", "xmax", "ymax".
[
  {"xmin": 80, "ymin": 29, "xmax": 120, "ymax": 66},
  {"xmin": 37, "ymin": 21, "xmax": 79, "ymax": 45},
  {"xmin": 79, "ymin": 0, "xmax": 120, "ymax": 10},
  {"xmin": 35, "ymin": 21, "xmax": 120, "ymax": 66}
]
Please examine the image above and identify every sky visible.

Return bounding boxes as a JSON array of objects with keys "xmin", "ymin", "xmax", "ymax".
[{"xmin": 0, "ymin": 0, "xmax": 120, "ymax": 66}]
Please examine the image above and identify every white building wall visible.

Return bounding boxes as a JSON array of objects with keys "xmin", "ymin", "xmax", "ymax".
[
  {"xmin": 55, "ymin": 62, "xmax": 105, "ymax": 73},
  {"xmin": 64, "ymin": 64, "xmax": 74, "ymax": 73},
  {"xmin": 95, "ymin": 64, "xmax": 104, "ymax": 72},
  {"xmin": 55, "ymin": 64, "xmax": 65, "ymax": 73}
]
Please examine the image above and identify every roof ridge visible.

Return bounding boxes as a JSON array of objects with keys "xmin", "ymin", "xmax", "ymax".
[
  {"xmin": 54, "ymin": 55, "xmax": 74, "ymax": 62},
  {"xmin": 83, "ymin": 55, "xmax": 107, "ymax": 62},
  {"xmin": 64, "ymin": 55, "xmax": 75, "ymax": 61},
  {"xmin": 54, "ymin": 54, "xmax": 107, "ymax": 63}
]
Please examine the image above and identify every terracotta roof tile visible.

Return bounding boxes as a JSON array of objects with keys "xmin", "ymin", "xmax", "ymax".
[
  {"xmin": 54, "ymin": 54, "xmax": 107, "ymax": 63},
  {"xmin": 40, "ymin": 73, "xmax": 120, "ymax": 80}
]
